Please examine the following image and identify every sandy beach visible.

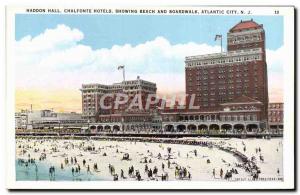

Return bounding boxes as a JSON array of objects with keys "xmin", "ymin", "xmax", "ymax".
[{"xmin": 15, "ymin": 137, "xmax": 283, "ymax": 181}]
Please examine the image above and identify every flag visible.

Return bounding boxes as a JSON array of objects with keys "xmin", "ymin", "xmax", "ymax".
[
  {"xmin": 215, "ymin": 34, "xmax": 222, "ymax": 41},
  {"xmin": 118, "ymin": 65, "xmax": 124, "ymax": 70}
]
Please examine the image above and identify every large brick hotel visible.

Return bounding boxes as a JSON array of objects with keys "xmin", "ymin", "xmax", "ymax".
[
  {"xmin": 81, "ymin": 19, "xmax": 279, "ymax": 133},
  {"xmin": 162, "ymin": 19, "xmax": 269, "ymax": 133}
]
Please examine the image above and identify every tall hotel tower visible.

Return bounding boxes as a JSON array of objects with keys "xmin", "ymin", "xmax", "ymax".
[{"xmin": 185, "ymin": 19, "xmax": 269, "ymax": 127}]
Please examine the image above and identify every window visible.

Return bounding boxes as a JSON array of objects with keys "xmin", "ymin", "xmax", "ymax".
[
  {"xmin": 245, "ymin": 115, "xmax": 250, "ymax": 121},
  {"xmin": 239, "ymin": 115, "xmax": 244, "ymax": 121},
  {"xmin": 252, "ymin": 115, "xmax": 257, "ymax": 121},
  {"xmin": 221, "ymin": 116, "xmax": 225, "ymax": 121}
]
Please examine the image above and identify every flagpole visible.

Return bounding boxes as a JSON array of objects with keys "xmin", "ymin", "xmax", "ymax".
[
  {"xmin": 118, "ymin": 65, "xmax": 125, "ymax": 82},
  {"xmin": 215, "ymin": 34, "xmax": 223, "ymax": 53},
  {"xmin": 221, "ymin": 36, "xmax": 223, "ymax": 53},
  {"xmin": 123, "ymin": 67, "xmax": 125, "ymax": 82}
]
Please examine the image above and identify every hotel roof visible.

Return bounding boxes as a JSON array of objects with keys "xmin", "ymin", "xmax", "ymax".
[{"xmin": 229, "ymin": 19, "xmax": 262, "ymax": 32}]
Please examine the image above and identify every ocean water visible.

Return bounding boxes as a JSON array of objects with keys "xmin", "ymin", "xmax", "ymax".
[{"xmin": 16, "ymin": 159, "xmax": 104, "ymax": 181}]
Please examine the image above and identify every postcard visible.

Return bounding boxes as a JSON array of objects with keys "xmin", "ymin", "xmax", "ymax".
[{"xmin": 5, "ymin": 6, "xmax": 295, "ymax": 190}]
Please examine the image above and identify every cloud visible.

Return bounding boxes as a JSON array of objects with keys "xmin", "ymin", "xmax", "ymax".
[
  {"xmin": 268, "ymin": 72, "xmax": 284, "ymax": 102},
  {"xmin": 266, "ymin": 46, "xmax": 284, "ymax": 102},
  {"xmin": 15, "ymin": 24, "xmax": 284, "ymax": 103},
  {"xmin": 16, "ymin": 24, "xmax": 83, "ymax": 54},
  {"xmin": 266, "ymin": 46, "xmax": 285, "ymax": 73},
  {"xmin": 15, "ymin": 24, "xmax": 220, "ymax": 93}
]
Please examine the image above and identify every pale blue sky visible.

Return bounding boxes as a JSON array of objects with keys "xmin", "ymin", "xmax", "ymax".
[
  {"xmin": 16, "ymin": 14, "xmax": 283, "ymax": 50},
  {"xmin": 14, "ymin": 14, "xmax": 285, "ymax": 105}
]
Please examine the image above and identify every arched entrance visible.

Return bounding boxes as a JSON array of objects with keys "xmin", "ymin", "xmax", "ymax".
[
  {"xmin": 177, "ymin": 124, "xmax": 186, "ymax": 132},
  {"xmin": 113, "ymin": 125, "xmax": 120, "ymax": 131},
  {"xmin": 221, "ymin": 124, "xmax": 232, "ymax": 132},
  {"xmin": 198, "ymin": 124, "xmax": 208, "ymax": 130},
  {"xmin": 209, "ymin": 124, "xmax": 219, "ymax": 130},
  {"xmin": 97, "ymin": 125, "xmax": 103, "ymax": 132},
  {"xmin": 209, "ymin": 124, "xmax": 220, "ymax": 134},
  {"xmin": 104, "ymin": 125, "xmax": 111, "ymax": 131},
  {"xmin": 246, "ymin": 124, "xmax": 258, "ymax": 132},
  {"xmin": 233, "ymin": 124, "xmax": 245, "ymax": 133},
  {"xmin": 90, "ymin": 125, "xmax": 96, "ymax": 132},
  {"xmin": 165, "ymin": 125, "xmax": 174, "ymax": 132},
  {"xmin": 187, "ymin": 124, "xmax": 197, "ymax": 131}
]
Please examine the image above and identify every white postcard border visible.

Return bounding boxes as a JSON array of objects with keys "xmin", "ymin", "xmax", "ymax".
[{"xmin": 5, "ymin": 5, "xmax": 295, "ymax": 190}]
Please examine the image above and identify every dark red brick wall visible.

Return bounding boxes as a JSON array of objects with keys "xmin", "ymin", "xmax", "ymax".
[{"xmin": 185, "ymin": 24, "xmax": 268, "ymax": 122}]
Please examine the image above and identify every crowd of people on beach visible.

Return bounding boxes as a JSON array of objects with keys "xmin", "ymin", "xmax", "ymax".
[{"xmin": 15, "ymin": 136, "xmax": 282, "ymax": 181}]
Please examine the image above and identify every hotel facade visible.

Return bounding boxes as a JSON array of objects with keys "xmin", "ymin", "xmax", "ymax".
[
  {"xmin": 268, "ymin": 103, "xmax": 284, "ymax": 132},
  {"xmin": 80, "ymin": 19, "xmax": 280, "ymax": 134},
  {"xmin": 161, "ymin": 19, "xmax": 269, "ymax": 133},
  {"xmin": 80, "ymin": 77, "xmax": 162, "ymax": 132}
]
